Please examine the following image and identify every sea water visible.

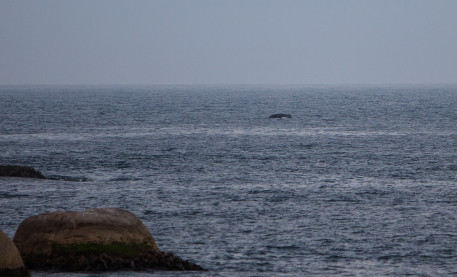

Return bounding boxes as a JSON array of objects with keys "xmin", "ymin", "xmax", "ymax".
[{"xmin": 1, "ymin": 84, "xmax": 457, "ymax": 276}]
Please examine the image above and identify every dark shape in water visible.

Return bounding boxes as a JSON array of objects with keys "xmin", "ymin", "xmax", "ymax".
[
  {"xmin": 0, "ymin": 165, "xmax": 46, "ymax": 179},
  {"xmin": 269, "ymin": 113, "xmax": 292, "ymax": 118}
]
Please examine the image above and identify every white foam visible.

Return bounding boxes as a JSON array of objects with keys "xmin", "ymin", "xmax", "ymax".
[{"xmin": 1, "ymin": 126, "xmax": 455, "ymax": 142}]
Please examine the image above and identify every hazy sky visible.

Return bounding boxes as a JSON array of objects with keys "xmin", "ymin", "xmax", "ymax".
[{"xmin": 1, "ymin": 0, "xmax": 457, "ymax": 85}]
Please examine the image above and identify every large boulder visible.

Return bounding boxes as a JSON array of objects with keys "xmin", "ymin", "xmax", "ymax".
[
  {"xmin": 0, "ymin": 230, "xmax": 30, "ymax": 277},
  {"xmin": 0, "ymin": 165, "xmax": 45, "ymax": 179},
  {"xmin": 13, "ymin": 208, "xmax": 203, "ymax": 271}
]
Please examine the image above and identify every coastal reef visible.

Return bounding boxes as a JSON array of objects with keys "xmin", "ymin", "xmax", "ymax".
[
  {"xmin": 0, "ymin": 230, "xmax": 30, "ymax": 277},
  {"xmin": 13, "ymin": 208, "xmax": 203, "ymax": 272},
  {"xmin": 0, "ymin": 165, "xmax": 45, "ymax": 179}
]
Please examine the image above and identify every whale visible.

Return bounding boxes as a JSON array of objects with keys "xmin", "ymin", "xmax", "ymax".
[{"xmin": 269, "ymin": 113, "xmax": 292, "ymax": 119}]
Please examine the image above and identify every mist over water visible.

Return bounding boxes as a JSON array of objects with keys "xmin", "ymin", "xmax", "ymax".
[{"xmin": 2, "ymin": 85, "xmax": 457, "ymax": 276}]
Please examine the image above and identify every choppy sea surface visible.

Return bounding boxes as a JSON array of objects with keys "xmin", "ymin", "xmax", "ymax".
[{"xmin": 2, "ymin": 85, "xmax": 457, "ymax": 276}]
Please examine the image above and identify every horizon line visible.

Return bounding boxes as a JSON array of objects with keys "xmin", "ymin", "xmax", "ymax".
[{"xmin": 1, "ymin": 82, "xmax": 457, "ymax": 87}]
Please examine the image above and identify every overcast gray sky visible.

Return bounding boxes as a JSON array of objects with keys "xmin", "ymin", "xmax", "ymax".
[{"xmin": 1, "ymin": 0, "xmax": 456, "ymax": 85}]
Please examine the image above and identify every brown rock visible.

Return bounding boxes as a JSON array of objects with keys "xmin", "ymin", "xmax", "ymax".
[
  {"xmin": 0, "ymin": 230, "xmax": 30, "ymax": 277},
  {"xmin": 14, "ymin": 208, "xmax": 158, "ymax": 256},
  {"xmin": 13, "ymin": 208, "xmax": 203, "ymax": 272}
]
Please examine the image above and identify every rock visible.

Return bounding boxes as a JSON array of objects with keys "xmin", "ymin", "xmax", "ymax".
[
  {"xmin": 269, "ymin": 113, "xmax": 292, "ymax": 118},
  {"xmin": 13, "ymin": 208, "xmax": 203, "ymax": 272},
  {"xmin": 0, "ymin": 165, "xmax": 46, "ymax": 179},
  {"xmin": 0, "ymin": 230, "xmax": 30, "ymax": 277}
]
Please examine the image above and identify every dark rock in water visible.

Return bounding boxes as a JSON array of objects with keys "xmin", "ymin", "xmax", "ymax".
[
  {"xmin": 13, "ymin": 208, "xmax": 204, "ymax": 272},
  {"xmin": 0, "ymin": 230, "xmax": 31, "ymax": 277},
  {"xmin": 269, "ymin": 113, "xmax": 292, "ymax": 118},
  {"xmin": 0, "ymin": 165, "xmax": 46, "ymax": 179}
]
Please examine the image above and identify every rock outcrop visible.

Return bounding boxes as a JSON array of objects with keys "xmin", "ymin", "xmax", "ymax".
[
  {"xmin": 0, "ymin": 230, "xmax": 30, "ymax": 277},
  {"xmin": 13, "ymin": 208, "xmax": 203, "ymax": 272},
  {"xmin": 0, "ymin": 165, "xmax": 45, "ymax": 179},
  {"xmin": 269, "ymin": 113, "xmax": 292, "ymax": 118}
]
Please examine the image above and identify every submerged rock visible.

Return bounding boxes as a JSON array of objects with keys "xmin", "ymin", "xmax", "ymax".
[
  {"xmin": 0, "ymin": 165, "xmax": 46, "ymax": 179},
  {"xmin": 269, "ymin": 113, "xmax": 292, "ymax": 118},
  {"xmin": 0, "ymin": 230, "xmax": 30, "ymax": 277},
  {"xmin": 13, "ymin": 208, "xmax": 203, "ymax": 272}
]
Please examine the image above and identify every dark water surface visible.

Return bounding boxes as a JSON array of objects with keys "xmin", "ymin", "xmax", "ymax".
[{"xmin": 1, "ymin": 85, "xmax": 457, "ymax": 276}]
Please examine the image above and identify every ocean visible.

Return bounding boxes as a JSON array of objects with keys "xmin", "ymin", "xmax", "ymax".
[{"xmin": 1, "ymin": 84, "xmax": 457, "ymax": 276}]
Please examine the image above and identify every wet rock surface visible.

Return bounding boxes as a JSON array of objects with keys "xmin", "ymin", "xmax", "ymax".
[
  {"xmin": 0, "ymin": 165, "xmax": 46, "ymax": 179},
  {"xmin": 22, "ymin": 246, "xmax": 203, "ymax": 271}
]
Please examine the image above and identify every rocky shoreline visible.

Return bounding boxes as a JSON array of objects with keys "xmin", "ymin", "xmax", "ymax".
[
  {"xmin": 23, "ymin": 246, "xmax": 202, "ymax": 271},
  {"xmin": 1, "ymin": 166, "xmax": 204, "ymax": 275},
  {"xmin": 1, "ymin": 208, "xmax": 204, "ymax": 276}
]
